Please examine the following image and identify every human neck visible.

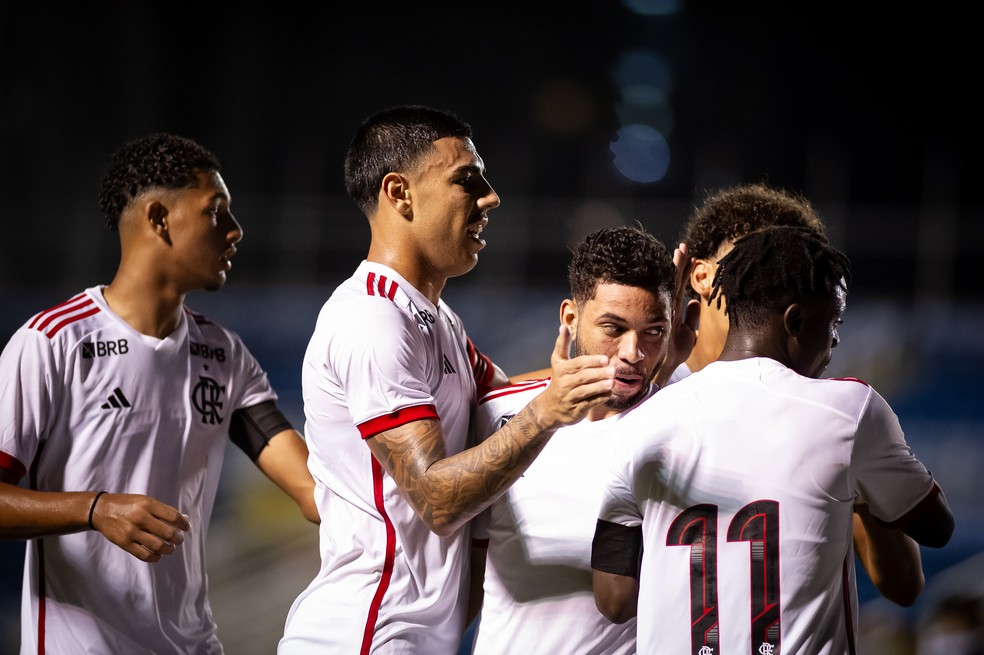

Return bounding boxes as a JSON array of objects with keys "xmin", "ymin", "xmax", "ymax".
[
  {"xmin": 102, "ymin": 270, "xmax": 186, "ymax": 339},
  {"xmin": 366, "ymin": 246, "xmax": 445, "ymax": 306}
]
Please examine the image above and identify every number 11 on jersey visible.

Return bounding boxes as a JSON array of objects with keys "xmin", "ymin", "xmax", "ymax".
[{"xmin": 667, "ymin": 500, "xmax": 781, "ymax": 654}]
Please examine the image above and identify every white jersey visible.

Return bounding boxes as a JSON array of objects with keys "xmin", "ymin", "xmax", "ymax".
[
  {"xmin": 281, "ymin": 261, "xmax": 492, "ymax": 655},
  {"xmin": 597, "ymin": 357, "xmax": 938, "ymax": 655},
  {"xmin": 469, "ymin": 379, "xmax": 654, "ymax": 655},
  {"xmin": 0, "ymin": 286, "xmax": 278, "ymax": 655}
]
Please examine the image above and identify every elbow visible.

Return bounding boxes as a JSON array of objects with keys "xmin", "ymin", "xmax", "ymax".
[
  {"xmin": 913, "ymin": 515, "xmax": 955, "ymax": 549},
  {"xmin": 595, "ymin": 597, "xmax": 636, "ymax": 624},
  {"xmin": 302, "ymin": 502, "xmax": 321, "ymax": 525},
  {"xmin": 881, "ymin": 573, "xmax": 925, "ymax": 608},
  {"xmin": 426, "ymin": 516, "xmax": 463, "ymax": 539}
]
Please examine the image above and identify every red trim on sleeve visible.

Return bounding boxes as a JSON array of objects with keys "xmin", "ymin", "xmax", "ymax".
[
  {"xmin": 831, "ymin": 376, "xmax": 870, "ymax": 387},
  {"xmin": 0, "ymin": 451, "xmax": 27, "ymax": 484},
  {"xmin": 357, "ymin": 404, "xmax": 439, "ymax": 439},
  {"xmin": 471, "ymin": 537, "xmax": 490, "ymax": 548}
]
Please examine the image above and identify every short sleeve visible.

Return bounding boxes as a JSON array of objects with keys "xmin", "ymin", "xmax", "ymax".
[
  {"xmin": 326, "ymin": 298, "xmax": 437, "ymax": 435},
  {"xmin": 851, "ymin": 389, "xmax": 935, "ymax": 522},
  {"xmin": 0, "ymin": 329, "xmax": 58, "ymax": 482},
  {"xmin": 597, "ymin": 435, "xmax": 643, "ymax": 529}
]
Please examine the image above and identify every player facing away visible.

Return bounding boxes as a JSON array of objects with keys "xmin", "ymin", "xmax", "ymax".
[
  {"xmin": 0, "ymin": 133, "xmax": 318, "ymax": 654},
  {"xmin": 468, "ymin": 226, "xmax": 677, "ymax": 655},
  {"xmin": 279, "ymin": 106, "xmax": 616, "ymax": 654},
  {"xmin": 667, "ymin": 182, "xmax": 927, "ymax": 607},
  {"xmin": 669, "ymin": 182, "xmax": 826, "ymax": 382},
  {"xmin": 591, "ymin": 226, "xmax": 954, "ymax": 654}
]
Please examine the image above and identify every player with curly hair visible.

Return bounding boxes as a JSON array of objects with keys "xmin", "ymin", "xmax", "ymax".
[
  {"xmin": 467, "ymin": 225, "xmax": 677, "ymax": 655},
  {"xmin": 0, "ymin": 132, "xmax": 318, "ymax": 653}
]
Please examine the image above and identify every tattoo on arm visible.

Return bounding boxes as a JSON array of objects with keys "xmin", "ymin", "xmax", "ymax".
[{"xmin": 366, "ymin": 404, "xmax": 554, "ymax": 534}]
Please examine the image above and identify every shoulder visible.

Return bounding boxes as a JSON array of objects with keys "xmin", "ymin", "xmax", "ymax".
[{"xmin": 22, "ymin": 290, "xmax": 103, "ymax": 341}]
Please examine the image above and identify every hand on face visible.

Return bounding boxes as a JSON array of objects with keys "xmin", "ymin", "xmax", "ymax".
[{"xmin": 528, "ymin": 324, "xmax": 615, "ymax": 429}]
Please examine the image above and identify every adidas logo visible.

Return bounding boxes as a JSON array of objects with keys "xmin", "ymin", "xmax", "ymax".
[
  {"xmin": 101, "ymin": 387, "xmax": 131, "ymax": 410},
  {"xmin": 443, "ymin": 354, "xmax": 456, "ymax": 375}
]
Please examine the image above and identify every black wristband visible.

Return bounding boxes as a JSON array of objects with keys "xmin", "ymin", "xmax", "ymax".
[{"xmin": 88, "ymin": 491, "xmax": 107, "ymax": 530}]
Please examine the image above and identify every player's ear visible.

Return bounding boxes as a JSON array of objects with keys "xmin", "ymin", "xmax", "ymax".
[
  {"xmin": 143, "ymin": 200, "xmax": 172, "ymax": 245},
  {"xmin": 560, "ymin": 299, "xmax": 578, "ymax": 338},
  {"xmin": 382, "ymin": 173, "xmax": 412, "ymax": 218},
  {"xmin": 783, "ymin": 303, "xmax": 803, "ymax": 337},
  {"xmin": 690, "ymin": 259, "xmax": 715, "ymax": 300}
]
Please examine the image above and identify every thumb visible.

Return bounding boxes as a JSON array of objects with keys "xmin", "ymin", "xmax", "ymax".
[
  {"xmin": 551, "ymin": 323, "xmax": 572, "ymax": 366},
  {"xmin": 684, "ymin": 299, "xmax": 701, "ymax": 332}
]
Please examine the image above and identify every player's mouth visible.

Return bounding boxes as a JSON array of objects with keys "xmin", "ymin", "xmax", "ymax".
[
  {"xmin": 613, "ymin": 370, "xmax": 644, "ymax": 393},
  {"xmin": 220, "ymin": 247, "xmax": 237, "ymax": 270},
  {"xmin": 467, "ymin": 217, "xmax": 487, "ymax": 248}
]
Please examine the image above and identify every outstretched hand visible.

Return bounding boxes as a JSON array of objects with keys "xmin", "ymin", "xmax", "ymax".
[
  {"xmin": 91, "ymin": 493, "xmax": 191, "ymax": 563},
  {"xmin": 529, "ymin": 324, "xmax": 615, "ymax": 429},
  {"xmin": 654, "ymin": 242, "xmax": 700, "ymax": 387}
]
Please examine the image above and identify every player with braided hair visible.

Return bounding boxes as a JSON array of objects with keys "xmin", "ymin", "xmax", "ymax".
[
  {"xmin": 710, "ymin": 225, "xmax": 850, "ymax": 328},
  {"xmin": 670, "ymin": 182, "xmax": 826, "ymax": 382},
  {"xmin": 592, "ymin": 225, "xmax": 953, "ymax": 654}
]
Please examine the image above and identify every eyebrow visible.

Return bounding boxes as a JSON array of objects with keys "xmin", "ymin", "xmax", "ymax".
[{"xmin": 595, "ymin": 311, "xmax": 670, "ymax": 324}]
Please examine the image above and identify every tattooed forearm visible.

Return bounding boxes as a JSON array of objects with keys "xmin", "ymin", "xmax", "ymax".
[{"xmin": 366, "ymin": 405, "xmax": 557, "ymax": 537}]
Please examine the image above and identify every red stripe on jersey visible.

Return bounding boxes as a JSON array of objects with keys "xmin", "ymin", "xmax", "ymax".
[
  {"xmin": 365, "ymin": 272, "xmax": 399, "ymax": 300},
  {"xmin": 30, "ymin": 295, "xmax": 98, "ymax": 337},
  {"xmin": 27, "ymin": 292, "xmax": 87, "ymax": 330},
  {"xmin": 0, "ymin": 450, "xmax": 27, "ymax": 483},
  {"xmin": 831, "ymin": 376, "xmax": 870, "ymax": 387},
  {"xmin": 479, "ymin": 379, "xmax": 550, "ymax": 406},
  {"xmin": 46, "ymin": 306, "xmax": 100, "ymax": 338},
  {"xmin": 361, "ymin": 458, "xmax": 397, "ymax": 655},
  {"xmin": 357, "ymin": 405, "xmax": 439, "ymax": 439},
  {"xmin": 36, "ymin": 539, "xmax": 46, "ymax": 654},
  {"xmin": 840, "ymin": 556, "xmax": 857, "ymax": 655}
]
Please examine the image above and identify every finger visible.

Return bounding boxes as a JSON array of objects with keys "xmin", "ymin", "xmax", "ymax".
[
  {"xmin": 153, "ymin": 505, "xmax": 191, "ymax": 532},
  {"xmin": 564, "ymin": 355, "xmax": 614, "ymax": 376},
  {"xmin": 684, "ymin": 299, "xmax": 701, "ymax": 332},
  {"xmin": 551, "ymin": 323, "xmax": 572, "ymax": 365},
  {"xmin": 672, "ymin": 242, "xmax": 686, "ymax": 268}
]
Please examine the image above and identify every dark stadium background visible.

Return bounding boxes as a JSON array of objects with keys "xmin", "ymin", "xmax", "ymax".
[{"xmin": 2, "ymin": 3, "xmax": 981, "ymax": 652}]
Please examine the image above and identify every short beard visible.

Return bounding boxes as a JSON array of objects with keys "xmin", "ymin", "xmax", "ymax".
[{"xmin": 573, "ymin": 332, "xmax": 651, "ymax": 411}]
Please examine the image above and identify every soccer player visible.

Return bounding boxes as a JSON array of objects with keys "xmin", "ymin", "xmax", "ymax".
[
  {"xmin": 468, "ymin": 226, "xmax": 676, "ymax": 655},
  {"xmin": 279, "ymin": 105, "xmax": 617, "ymax": 654},
  {"xmin": 669, "ymin": 182, "xmax": 926, "ymax": 606},
  {"xmin": 670, "ymin": 182, "xmax": 826, "ymax": 381},
  {"xmin": 591, "ymin": 226, "xmax": 954, "ymax": 654},
  {"xmin": 0, "ymin": 133, "xmax": 319, "ymax": 654}
]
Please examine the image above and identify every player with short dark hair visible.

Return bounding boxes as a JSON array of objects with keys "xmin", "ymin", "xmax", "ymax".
[
  {"xmin": 591, "ymin": 225, "xmax": 954, "ymax": 654},
  {"xmin": 0, "ymin": 132, "xmax": 318, "ymax": 653},
  {"xmin": 280, "ymin": 105, "xmax": 617, "ymax": 654},
  {"xmin": 469, "ymin": 225, "xmax": 676, "ymax": 655}
]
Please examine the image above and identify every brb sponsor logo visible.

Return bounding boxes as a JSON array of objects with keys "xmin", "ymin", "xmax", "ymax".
[
  {"xmin": 190, "ymin": 341, "xmax": 226, "ymax": 362},
  {"xmin": 81, "ymin": 339, "xmax": 128, "ymax": 359}
]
